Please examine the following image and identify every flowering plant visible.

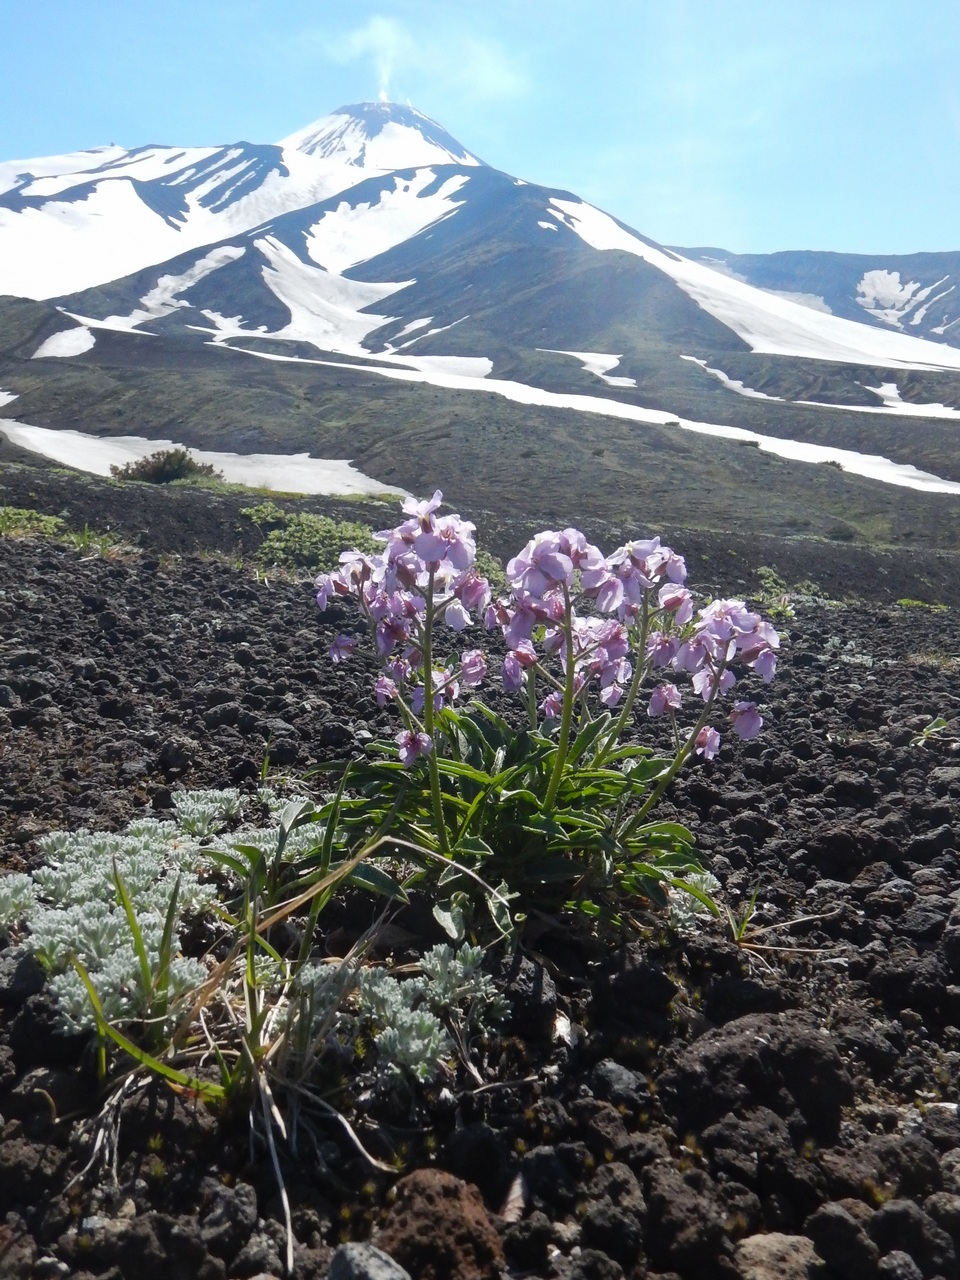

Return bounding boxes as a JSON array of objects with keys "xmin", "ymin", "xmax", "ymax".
[{"xmin": 316, "ymin": 492, "xmax": 779, "ymax": 935}]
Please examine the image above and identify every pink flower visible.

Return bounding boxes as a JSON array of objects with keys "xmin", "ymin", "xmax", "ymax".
[
  {"xmin": 695, "ymin": 727, "xmax": 721, "ymax": 760},
  {"xmin": 648, "ymin": 683, "xmax": 682, "ymax": 717},
  {"xmin": 540, "ymin": 689, "xmax": 564, "ymax": 720},
  {"xmin": 692, "ymin": 666, "xmax": 736, "ymax": 702},
  {"xmin": 385, "ymin": 656, "xmax": 411, "ymax": 684},
  {"xmin": 658, "ymin": 583, "xmax": 693, "ymax": 624},
  {"xmin": 415, "ymin": 514, "xmax": 477, "ymax": 570},
  {"xmin": 375, "ymin": 675, "xmax": 398, "ymax": 706},
  {"xmin": 599, "ymin": 683, "xmax": 624, "ymax": 707},
  {"xmin": 750, "ymin": 648, "xmax": 778, "ymax": 682},
  {"xmin": 506, "ymin": 532, "xmax": 574, "ymax": 597},
  {"xmin": 375, "ymin": 615, "xmax": 410, "ymax": 657},
  {"xmin": 512, "ymin": 640, "xmax": 538, "ymax": 668},
  {"xmin": 560, "ymin": 528, "xmax": 606, "ymax": 572},
  {"xmin": 697, "ymin": 599, "xmax": 759, "ymax": 642},
  {"xmin": 396, "ymin": 729, "xmax": 434, "ymax": 767},
  {"xmin": 646, "ymin": 631, "xmax": 680, "ymax": 668},
  {"xmin": 502, "ymin": 653, "xmax": 524, "ymax": 692},
  {"xmin": 443, "ymin": 599, "xmax": 471, "ymax": 631},
  {"xmin": 455, "ymin": 571, "xmax": 491, "ymax": 612},
  {"xmin": 661, "ymin": 550, "xmax": 688, "ymax": 584},
  {"xmin": 328, "ymin": 634, "xmax": 357, "ymax": 663},
  {"xmin": 401, "ymin": 490, "xmax": 444, "ymax": 528},
  {"xmin": 460, "ymin": 649, "xmax": 487, "ymax": 687},
  {"xmin": 674, "ymin": 633, "xmax": 719, "ymax": 675},
  {"xmin": 730, "ymin": 701, "xmax": 763, "ymax": 739}
]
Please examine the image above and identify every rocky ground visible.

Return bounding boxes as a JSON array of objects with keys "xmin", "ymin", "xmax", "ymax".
[{"xmin": 2, "ymin": 478, "xmax": 960, "ymax": 1280}]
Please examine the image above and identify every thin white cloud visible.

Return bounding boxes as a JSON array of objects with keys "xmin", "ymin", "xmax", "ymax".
[
  {"xmin": 315, "ymin": 14, "xmax": 528, "ymax": 103},
  {"xmin": 324, "ymin": 16, "xmax": 415, "ymax": 100}
]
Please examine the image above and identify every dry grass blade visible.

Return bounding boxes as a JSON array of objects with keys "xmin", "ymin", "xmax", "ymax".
[{"xmin": 258, "ymin": 1073, "xmax": 294, "ymax": 1277}]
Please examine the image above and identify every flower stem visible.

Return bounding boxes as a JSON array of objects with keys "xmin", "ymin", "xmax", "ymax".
[
  {"xmin": 543, "ymin": 585, "xmax": 576, "ymax": 811},
  {"xmin": 623, "ymin": 654, "xmax": 728, "ymax": 836},
  {"xmin": 594, "ymin": 599, "xmax": 651, "ymax": 766},
  {"xmin": 421, "ymin": 567, "xmax": 450, "ymax": 856},
  {"xmin": 526, "ymin": 667, "xmax": 538, "ymax": 732}
]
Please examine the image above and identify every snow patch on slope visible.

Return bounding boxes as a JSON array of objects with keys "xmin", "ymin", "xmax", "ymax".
[
  {"xmin": 540, "ymin": 349, "xmax": 637, "ymax": 387},
  {"xmin": 855, "ymin": 270, "xmax": 952, "ymax": 329},
  {"xmin": 551, "ymin": 198, "xmax": 960, "ymax": 372},
  {"xmin": 216, "ymin": 348, "xmax": 960, "ymax": 495},
  {"xmin": 66, "ymin": 245, "xmax": 247, "ymax": 332},
  {"xmin": 304, "ymin": 171, "xmax": 469, "ymax": 273},
  {"xmin": 681, "ymin": 355, "xmax": 775, "ymax": 399},
  {"xmin": 32, "ymin": 326, "xmax": 96, "ymax": 359},
  {"xmin": 256, "ymin": 236, "xmax": 406, "ymax": 353},
  {"xmin": 683, "ymin": 354, "xmax": 960, "ymax": 421},
  {"xmin": 862, "ymin": 381, "xmax": 960, "ymax": 420},
  {"xmin": 0, "ymin": 419, "xmax": 406, "ymax": 497}
]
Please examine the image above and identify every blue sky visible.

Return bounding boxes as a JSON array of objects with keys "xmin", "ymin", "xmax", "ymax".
[{"xmin": 2, "ymin": 1, "xmax": 959, "ymax": 254}]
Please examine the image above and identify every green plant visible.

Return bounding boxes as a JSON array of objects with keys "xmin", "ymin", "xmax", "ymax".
[
  {"xmin": 910, "ymin": 715, "xmax": 959, "ymax": 748},
  {"xmin": 0, "ymin": 506, "xmax": 63, "ymax": 537},
  {"xmin": 1, "ymin": 791, "xmax": 509, "ymax": 1272},
  {"xmin": 825, "ymin": 635, "xmax": 874, "ymax": 667},
  {"xmin": 323, "ymin": 702, "xmax": 707, "ymax": 937},
  {"xmin": 314, "ymin": 492, "xmax": 780, "ymax": 938},
  {"xmin": 897, "ymin": 598, "xmax": 949, "ymax": 613},
  {"xmin": 722, "ymin": 890, "xmax": 835, "ymax": 973},
  {"xmin": 60, "ymin": 523, "xmax": 122, "ymax": 557},
  {"xmin": 753, "ymin": 566, "xmax": 795, "ymax": 619},
  {"xmin": 0, "ymin": 818, "xmax": 215, "ymax": 1035},
  {"xmin": 110, "ymin": 448, "xmax": 223, "ymax": 485},
  {"xmin": 241, "ymin": 502, "xmax": 379, "ymax": 571}
]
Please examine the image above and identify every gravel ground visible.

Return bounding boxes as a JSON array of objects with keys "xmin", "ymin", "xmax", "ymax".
[{"xmin": 1, "ymin": 519, "xmax": 960, "ymax": 1280}]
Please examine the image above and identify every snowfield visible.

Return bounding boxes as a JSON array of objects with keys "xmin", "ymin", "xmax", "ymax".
[
  {"xmin": 0, "ymin": 416, "xmax": 406, "ymax": 497},
  {"xmin": 551, "ymin": 198, "xmax": 960, "ymax": 373},
  {"xmin": 208, "ymin": 347, "xmax": 960, "ymax": 496}
]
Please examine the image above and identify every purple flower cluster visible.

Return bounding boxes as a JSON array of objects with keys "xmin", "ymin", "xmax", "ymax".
[
  {"xmin": 489, "ymin": 528, "xmax": 778, "ymax": 756},
  {"xmin": 316, "ymin": 493, "xmax": 779, "ymax": 766},
  {"xmin": 315, "ymin": 490, "xmax": 492, "ymax": 723}
]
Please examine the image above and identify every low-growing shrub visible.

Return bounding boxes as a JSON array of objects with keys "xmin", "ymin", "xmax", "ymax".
[
  {"xmin": 110, "ymin": 448, "xmax": 223, "ymax": 485},
  {"xmin": 0, "ymin": 506, "xmax": 64, "ymax": 537},
  {"xmin": 241, "ymin": 501, "xmax": 380, "ymax": 571},
  {"xmin": 315, "ymin": 489, "xmax": 781, "ymax": 936}
]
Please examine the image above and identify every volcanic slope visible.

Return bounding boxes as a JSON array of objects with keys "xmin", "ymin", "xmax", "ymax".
[{"xmin": 2, "ymin": 103, "xmax": 960, "ymax": 552}]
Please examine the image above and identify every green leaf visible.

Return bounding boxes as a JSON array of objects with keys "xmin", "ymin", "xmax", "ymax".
[
  {"xmin": 451, "ymin": 833, "xmax": 495, "ymax": 860},
  {"xmin": 112, "ymin": 860, "xmax": 153, "ymax": 1009},
  {"xmin": 318, "ymin": 764, "xmax": 352, "ymax": 878},
  {"xmin": 347, "ymin": 863, "xmax": 408, "ymax": 901},
  {"xmin": 155, "ymin": 873, "xmax": 182, "ymax": 1014},
  {"xmin": 433, "ymin": 894, "xmax": 468, "ymax": 942},
  {"xmin": 630, "ymin": 820, "xmax": 695, "ymax": 842},
  {"xmin": 204, "ymin": 848, "xmax": 256, "ymax": 879},
  {"xmin": 567, "ymin": 713, "xmax": 613, "ymax": 765},
  {"xmin": 70, "ymin": 956, "xmax": 223, "ymax": 1102}
]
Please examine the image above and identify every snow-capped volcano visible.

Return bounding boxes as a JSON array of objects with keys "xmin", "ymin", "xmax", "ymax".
[
  {"xmin": 0, "ymin": 102, "xmax": 484, "ymax": 299},
  {"xmin": 4, "ymin": 99, "xmax": 960, "ymax": 514},
  {"xmin": 279, "ymin": 101, "xmax": 484, "ymax": 169}
]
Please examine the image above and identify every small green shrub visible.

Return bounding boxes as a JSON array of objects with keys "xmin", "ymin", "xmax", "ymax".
[
  {"xmin": 897, "ymin": 598, "xmax": 948, "ymax": 613},
  {"xmin": 0, "ymin": 506, "xmax": 64, "ymax": 537},
  {"xmin": 241, "ymin": 502, "xmax": 379, "ymax": 571},
  {"xmin": 110, "ymin": 448, "xmax": 223, "ymax": 485}
]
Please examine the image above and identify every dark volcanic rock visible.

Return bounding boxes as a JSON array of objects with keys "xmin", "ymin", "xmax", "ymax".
[
  {"xmin": 659, "ymin": 1012, "xmax": 854, "ymax": 1142},
  {"xmin": 2, "ymin": 520, "xmax": 960, "ymax": 1280}
]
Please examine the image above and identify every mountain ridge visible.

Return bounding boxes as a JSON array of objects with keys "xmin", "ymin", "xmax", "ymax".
[{"xmin": 2, "ymin": 101, "xmax": 960, "ymax": 557}]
